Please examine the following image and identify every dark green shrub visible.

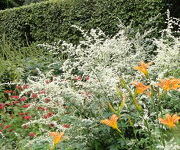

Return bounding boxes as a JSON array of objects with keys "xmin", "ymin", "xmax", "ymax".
[
  {"xmin": 0, "ymin": 36, "xmax": 52, "ymax": 84},
  {"xmin": 0, "ymin": 0, "xmax": 167, "ymax": 47},
  {"xmin": 0, "ymin": 0, "xmax": 25, "ymax": 10}
]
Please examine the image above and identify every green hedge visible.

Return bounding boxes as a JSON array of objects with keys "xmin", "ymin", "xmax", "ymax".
[{"xmin": 0, "ymin": 0, "xmax": 167, "ymax": 46}]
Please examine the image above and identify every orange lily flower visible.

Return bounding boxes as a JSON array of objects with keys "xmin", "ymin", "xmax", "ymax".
[
  {"xmin": 159, "ymin": 114, "xmax": 180, "ymax": 128},
  {"xmin": 156, "ymin": 78, "xmax": 180, "ymax": 91},
  {"xmin": 100, "ymin": 114, "xmax": 119, "ymax": 130},
  {"xmin": 132, "ymin": 81, "xmax": 150, "ymax": 94},
  {"xmin": 49, "ymin": 132, "xmax": 64, "ymax": 145},
  {"xmin": 133, "ymin": 61, "xmax": 152, "ymax": 76}
]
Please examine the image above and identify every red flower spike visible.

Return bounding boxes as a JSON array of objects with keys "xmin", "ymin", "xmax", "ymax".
[
  {"xmin": 28, "ymin": 132, "xmax": 36, "ymax": 137},
  {"xmin": 63, "ymin": 124, "xmax": 71, "ymax": 128},
  {"xmin": 18, "ymin": 112, "xmax": 29, "ymax": 116},
  {"xmin": 74, "ymin": 76, "xmax": 82, "ymax": 81},
  {"xmin": 44, "ymin": 98, "xmax": 51, "ymax": 103},
  {"xmin": 0, "ymin": 103, "xmax": 5, "ymax": 109},
  {"xmin": 49, "ymin": 123, "xmax": 55, "ymax": 127},
  {"xmin": 19, "ymin": 96, "xmax": 27, "ymax": 102},
  {"xmin": 85, "ymin": 76, "xmax": 90, "ymax": 81},
  {"xmin": 38, "ymin": 90, "xmax": 46, "ymax": 94},
  {"xmin": 8, "ymin": 129, "xmax": 13, "ymax": 132},
  {"xmin": 45, "ymin": 79, "xmax": 52, "ymax": 84},
  {"xmin": 22, "ymin": 104, "xmax": 30, "ymax": 108},
  {"xmin": 37, "ymin": 107, "xmax": 48, "ymax": 111},
  {"xmin": 23, "ymin": 116, "xmax": 32, "ymax": 120},
  {"xmin": 31, "ymin": 93, "xmax": 38, "ymax": 98},
  {"xmin": 10, "ymin": 95, "xmax": 19, "ymax": 99},
  {"xmin": 3, "ymin": 125, "xmax": 11, "ymax": 129},
  {"xmin": 22, "ymin": 125, "xmax": 29, "ymax": 129},
  {"xmin": 43, "ymin": 112, "xmax": 54, "ymax": 119},
  {"xmin": 16, "ymin": 85, "xmax": 22, "ymax": 90},
  {"xmin": 22, "ymin": 85, "xmax": 29, "ymax": 89},
  {"xmin": 12, "ymin": 101, "xmax": 19, "ymax": 104},
  {"xmin": 4, "ymin": 90, "xmax": 14, "ymax": 94},
  {"xmin": 6, "ymin": 103, "xmax": 13, "ymax": 106}
]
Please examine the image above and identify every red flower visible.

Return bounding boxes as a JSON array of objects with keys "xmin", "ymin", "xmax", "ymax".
[
  {"xmin": 63, "ymin": 124, "xmax": 70, "ymax": 128},
  {"xmin": 22, "ymin": 85, "xmax": 29, "ymax": 89},
  {"xmin": 25, "ymin": 91, "xmax": 32, "ymax": 95},
  {"xmin": 45, "ymin": 79, "xmax": 52, "ymax": 84},
  {"xmin": 43, "ymin": 112, "xmax": 54, "ymax": 119},
  {"xmin": 85, "ymin": 76, "xmax": 90, "ymax": 81},
  {"xmin": 0, "ymin": 130, "xmax": 3, "ymax": 132},
  {"xmin": 0, "ymin": 103, "xmax": 5, "ymax": 109},
  {"xmin": 18, "ymin": 112, "xmax": 29, "ymax": 116},
  {"xmin": 49, "ymin": 123, "xmax": 55, "ymax": 127},
  {"xmin": 44, "ymin": 98, "xmax": 51, "ymax": 103},
  {"xmin": 12, "ymin": 101, "xmax": 19, "ymax": 104},
  {"xmin": 28, "ymin": 132, "xmax": 36, "ymax": 137},
  {"xmin": 16, "ymin": 85, "xmax": 22, "ymax": 90},
  {"xmin": 3, "ymin": 125, "xmax": 11, "ymax": 129},
  {"xmin": 74, "ymin": 76, "xmax": 82, "ymax": 81},
  {"xmin": 8, "ymin": 129, "xmax": 13, "ymax": 132},
  {"xmin": 31, "ymin": 93, "xmax": 38, "ymax": 98},
  {"xmin": 23, "ymin": 116, "xmax": 32, "ymax": 120},
  {"xmin": 22, "ymin": 104, "xmax": 30, "ymax": 108},
  {"xmin": 10, "ymin": 95, "xmax": 19, "ymax": 99},
  {"xmin": 38, "ymin": 90, "xmax": 46, "ymax": 94},
  {"xmin": 4, "ymin": 90, "xmax": 14, "ymax": 94},
  {"xmin": 37, "ymin": 107, "xmax": 48, "ymax": 111},
  {"xmin": 19, "ymin": 96, "xmax": 27, "ymax": 102},
  {"xmin": 22, "ymin": 125, "xmax": 29, "ymax": 129},
  {"xmin": 6, "ymin": 103, "xmax": 13, "ymax": 106}
]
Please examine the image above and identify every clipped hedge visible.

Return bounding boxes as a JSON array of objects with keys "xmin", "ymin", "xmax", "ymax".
[{"xmin": 0, "ymin": 0, "xmax": 167, "ymax": 46}]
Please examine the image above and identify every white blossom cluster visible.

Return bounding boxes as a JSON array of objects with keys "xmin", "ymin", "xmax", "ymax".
[{"xmin": 22, "ymin": 13, "xmax": 179, "ymax": 148}]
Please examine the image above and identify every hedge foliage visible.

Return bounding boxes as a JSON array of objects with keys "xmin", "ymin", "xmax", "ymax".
[
  {"xmin": 0, "ymin": 0, "xmax": 167, "ymax": 46},
  {"xmin": 0, "ymin": 0, "xmax": 24, "ymax": 10}
]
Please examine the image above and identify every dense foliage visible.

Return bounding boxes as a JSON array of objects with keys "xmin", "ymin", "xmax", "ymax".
[
  {"xmin": 0, "ymin": 0, "xmax": 26, "ymax": 10},
  {"xmin": 0, "ymin": 0, "xmax": 167, "ymax": 47},
  {"xmin": 0, "ymin": 0, "xmax": 46, "ymax": 10},
  {"xmin": 0, "ymin": 13, "xmax": 179, "ymax": 149}
]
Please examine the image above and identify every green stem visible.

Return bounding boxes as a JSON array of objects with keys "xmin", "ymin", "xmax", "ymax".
[
  {"xmin": 116, "ymin": 128, "xmax": 127, "ymax": 148},
  {"xmin": 132, "ymin": 94, "xmax": 142, "ymax": 112},
  {"xmin": 50, "ymin": 144, "xmax": 56, "ymax": 150},
  {"xmin": 116, "ymin": 128, "xmax": 121, "ymax": 133},
  {"xmin": 123, "ymin": 82, "xmax": 142, "ymax": 112}
]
